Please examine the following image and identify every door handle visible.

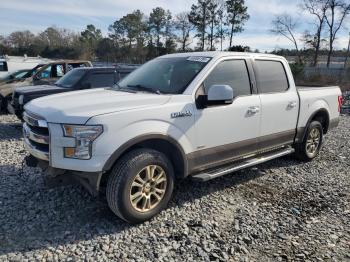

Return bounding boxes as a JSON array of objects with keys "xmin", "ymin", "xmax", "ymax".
[
  {"xmin": 247, "ymin": 106, "xmax": 260, "ymax": 115},
  {"xmin": 287, "ymin": 101, "xmax": 297, "ymax": 109}
]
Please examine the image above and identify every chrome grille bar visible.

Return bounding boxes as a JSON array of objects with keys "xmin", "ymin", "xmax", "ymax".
[
  {"xmin": 23, "ymin": 111, "xmax": 48, "ymax": 128},
  {"xmin": 23, "ymin": 123, "xmax": 49, "ymax": 145},
  {"xmin": 23, "ymin": 111, "xmax": 50, "ymax": 161}
]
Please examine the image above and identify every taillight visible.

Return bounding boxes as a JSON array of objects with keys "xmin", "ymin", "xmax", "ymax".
[{"xmin": 338, "ymin": 95, "xmax": 343, "ymax": 112}]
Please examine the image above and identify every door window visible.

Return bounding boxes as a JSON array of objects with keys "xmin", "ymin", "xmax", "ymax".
[
  {"xmin": 254, "ymin": 60, "xmax": 289, "ymax": 93},
  {"xmin": 39, "ymin": 66, "xmax": 51, "ymax": 79},
  {"xmin": 83, "ymin": 73, "xmax": 115, "ymax": 88},
  {"xmin": 67, "ymin": 63, "xmax": 88, "ymax": 72},
  {"xmin": 203, "ymin": 60, "xmax": 251, "ymax": 97}
]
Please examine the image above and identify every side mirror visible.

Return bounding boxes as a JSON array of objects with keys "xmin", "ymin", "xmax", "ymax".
[{"xmin": 207, "ymin": 85, "xmax": 234, "ymax": 105}]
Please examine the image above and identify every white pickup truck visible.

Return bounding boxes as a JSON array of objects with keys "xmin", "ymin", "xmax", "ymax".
[{"xmin": 22, "ymin": 52, "xmax": 342, "ymax": 223}]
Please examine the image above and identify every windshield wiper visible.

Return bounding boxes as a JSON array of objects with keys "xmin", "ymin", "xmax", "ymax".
[
  {"xmin": 127, "ymin": 84, "xmax": 161, "ymax": 95},
  {"xmin": 108, "ymin": 83, "xmax": 136, "ymax": 93}
]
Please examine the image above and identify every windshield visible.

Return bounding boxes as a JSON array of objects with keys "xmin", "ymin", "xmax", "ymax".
[
  {"xmin": 55, "ymin": 68, "xmax": 86, "ymax": 88},
  {"xmin": 116, "ymin": 56, "xmax": 211, "ymax": 94}
]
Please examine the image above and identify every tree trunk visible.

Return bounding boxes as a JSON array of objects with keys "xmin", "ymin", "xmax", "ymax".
[
  {"xmin": 344, "ymin": 34, "xmax": 350, "ymax": 69},
  {"xmin": 210, "ymin": 21, "xmax": 214, "ymax": 50},
  {"xmin": 313, "ymin": 27, "xmax": 322, "ymax": 67},
  {"xmin": 229, "ymin": 23, "xmax": 234, "ymax": 48},
  {"xmin": 327, "ymin": 8, "xmax": 335, "ymax": 68}
]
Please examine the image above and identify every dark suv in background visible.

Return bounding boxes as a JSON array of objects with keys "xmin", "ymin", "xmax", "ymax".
[{"xmin": 9, "ymin": 65, "xmax": 138, "ymax": 119}]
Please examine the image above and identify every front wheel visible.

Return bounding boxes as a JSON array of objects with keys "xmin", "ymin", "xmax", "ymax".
[
  {"xmin": 294, "ymin": 121, "xmax": 323, "ymax": 161},
  {"xmin": 106, "ymin": 149, "xmax": 174, "ymax": 224}
]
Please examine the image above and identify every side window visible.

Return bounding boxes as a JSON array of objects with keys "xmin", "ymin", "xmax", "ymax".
[
  {"xmin": 54, "ymin": 64, "xmax": 65, "ymax": 77},
  {"xmin": 254, "ymin": 60, "xmax": 289, "ymax": 93},
  {"xmin": 39, "ymin": 66, "xmax": 52, "ymax": 78},
  {"xmin": 116, "ymin": 71, "xmax": 130, "ymax": 81},
  {"xmin": 0, "ymin": 61, "xmax": 8, "ymax": 72},
  {"xmin": 68, "ymin": 63, "xmax": 87, "ymax": 72},
  {"xmin": 84, "ymin": 73, "xmax": 115, "ymax": 88},
  {"xmin": 203, "ymin": 60, "xmax": 251, "ymax": 97}
]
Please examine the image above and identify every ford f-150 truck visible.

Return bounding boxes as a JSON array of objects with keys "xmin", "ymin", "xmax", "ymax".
[{"xmin": 22, "ymin": 52, "xmax": 342, "ymax": 223}]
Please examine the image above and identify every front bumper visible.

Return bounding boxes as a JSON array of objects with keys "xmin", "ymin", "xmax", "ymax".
[
  {"xmin": 22, "ymin": 110, "xmax": 105, "ymax": 196},
  {"xmin": 24, "ymin": 155, "xmax": 103, "ymax": 196}
]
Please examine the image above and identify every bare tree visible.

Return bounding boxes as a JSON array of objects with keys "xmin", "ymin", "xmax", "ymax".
[
  {"xmin": 324, "ymin": 0, "xmax": 350, "ymax": 67},
  {"xmin": 271, "ymin": 14, "xmax": 301, "ymax": 62},
  {"xmin": 302, "ymin": 0, "xmax": 330, "ymax": 66},
  {"xmin": 174, "ymin": 12, "xmax": 193, "ymax": 51}
]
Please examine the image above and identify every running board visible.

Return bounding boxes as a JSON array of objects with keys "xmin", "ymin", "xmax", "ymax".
[{"xmin": 191, "ymin": 147, "xmax": 295, "ymax": 182}]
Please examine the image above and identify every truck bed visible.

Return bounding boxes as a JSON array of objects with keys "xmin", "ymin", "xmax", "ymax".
[{"xmin": 297, "ymin": 85, "xmax": 341, "ymax": 129}]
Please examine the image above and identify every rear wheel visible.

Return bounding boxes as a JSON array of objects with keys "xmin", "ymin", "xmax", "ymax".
[
  {"xmin": 294, "ymin": 121, "xmax": 323, "ymax": 161},
  {"xmin": 106, "ymin": 149, "xmax": 174, "ymax": 224}
]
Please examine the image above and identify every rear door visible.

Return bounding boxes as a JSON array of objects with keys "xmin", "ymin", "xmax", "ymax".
[{"xmin": 254, "ymin": 59, "xmax": 299, "ymax": 150}]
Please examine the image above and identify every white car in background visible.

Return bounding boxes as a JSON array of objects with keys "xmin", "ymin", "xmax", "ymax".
[{"xmin": 0, "ymin": 55, "xmax": 51, "ymax": 78}]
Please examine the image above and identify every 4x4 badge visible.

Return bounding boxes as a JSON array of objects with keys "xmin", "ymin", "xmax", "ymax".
[{"xmin": 171, "ymin": 111, "xmax": 192, "ymax": 118}]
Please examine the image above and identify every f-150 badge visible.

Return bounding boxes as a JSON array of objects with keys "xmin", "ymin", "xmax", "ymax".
[{"xmin": 171, "ymin": 111, "xmax": 192, "ymax": 118}]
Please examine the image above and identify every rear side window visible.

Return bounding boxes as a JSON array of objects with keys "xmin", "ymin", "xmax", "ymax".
[
  {"xmin": 67, "ymin": 63, "xmax": 89, "ymax": 72},
  {"xmin": 84, "ymin": 73, "xmax": 115, "ymax": 88},
  {"xmin": 255, "ymin": 60, "xmax": 289, "ymax": 93},
  {"xmin": 0, "ymin": 61, "xmax": 8, "ymax": 72},
  {"xmin": 203, "ymin": 60, "xmax": 251, "ymax": 97}
]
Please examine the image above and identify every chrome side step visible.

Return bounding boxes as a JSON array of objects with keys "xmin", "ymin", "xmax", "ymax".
[{"xmin": 191, "ymin": 147, "xmax": 295, "ymax": 182}]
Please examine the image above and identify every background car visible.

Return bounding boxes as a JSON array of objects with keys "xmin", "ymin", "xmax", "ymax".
[
  {"xmin": 9, "ymin": 65, "xmax": 138, "ymax": 119},
  {"xmin": 0, "ymin": 60, "xmax": 91, "ymax": 112},
  {"xmin": 0, "ymin": 69, "xmax": 31, "ymax": 85}
]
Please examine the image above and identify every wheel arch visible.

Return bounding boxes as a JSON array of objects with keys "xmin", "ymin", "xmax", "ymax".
[
  {"xmin": 102, "ymin": 134, "xmax": 188, "ymax": 179},
  {"xmin": 301, "ymin": 108, "xmax": 330, "ymax": 141}
]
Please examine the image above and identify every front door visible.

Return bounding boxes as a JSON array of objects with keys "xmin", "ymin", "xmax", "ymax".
[
  {"xmin": 192, "ymin": 59, "xmax": 261, "ymax": 171},
  {"xmin": 34, "ymin": 63, "xmax": 65, "ymax": 85}
]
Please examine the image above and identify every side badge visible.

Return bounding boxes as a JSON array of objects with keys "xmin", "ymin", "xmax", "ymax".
[{"xmin": 171, "ymin": 111, "xmax": 192, "ymax": 119}]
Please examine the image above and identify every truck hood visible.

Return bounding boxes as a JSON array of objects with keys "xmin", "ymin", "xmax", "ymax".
[
  {"xmin": 24, "ymin": 88, "xmax": 171, "ymax": 124},
  {"xmin": 15, "ymin": 84, "xmax": 68, "ymax": 96}
]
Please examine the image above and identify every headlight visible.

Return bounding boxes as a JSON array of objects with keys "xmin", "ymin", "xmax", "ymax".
[
  {"xmin": 62, "ymin": 125, "xmax": 103, "ymax": 159},
  {"xmin": 19, "ymin": 95, "xmax": 24, "ymax": 105}
]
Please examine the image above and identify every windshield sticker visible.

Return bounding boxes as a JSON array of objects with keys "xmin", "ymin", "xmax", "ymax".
[{"xmin": 187, "ymin": 56, "xmax": 211, "ymax": 63}]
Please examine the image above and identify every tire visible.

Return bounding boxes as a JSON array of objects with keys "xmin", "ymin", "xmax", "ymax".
[
  {"xmin": 294, "ymin": 121, "xmax": 323, "ymax": 161},
  {"xmin": 106, "ymin": 148, "xmax": 174, "ymax": 224},
  {"xmin": 0, "ymin": 95, "xmax": 11, "ymax": 113},
  {"xmin": 0, "ymin": 96, "xmax": 5, "ymax": 113}
]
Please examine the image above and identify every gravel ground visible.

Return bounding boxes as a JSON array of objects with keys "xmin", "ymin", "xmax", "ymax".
[{"xmin": 0, "ymin": 114, "xmax": 349, "ymax": 262}]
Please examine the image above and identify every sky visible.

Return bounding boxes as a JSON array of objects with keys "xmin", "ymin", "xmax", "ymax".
[{"xmin": 0, "ymin": 0, "xmax": 349, "ymax": 52}]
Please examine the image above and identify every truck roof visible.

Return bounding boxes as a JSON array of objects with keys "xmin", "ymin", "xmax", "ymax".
[{"xmin": 161, "ymin": 51, "xmax": 282, "ymax": 60}]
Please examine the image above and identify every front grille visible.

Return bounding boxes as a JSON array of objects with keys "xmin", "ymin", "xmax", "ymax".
[{"xmin": 23, "ymin": 111, "xmax": 50, "ymax": 161}]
